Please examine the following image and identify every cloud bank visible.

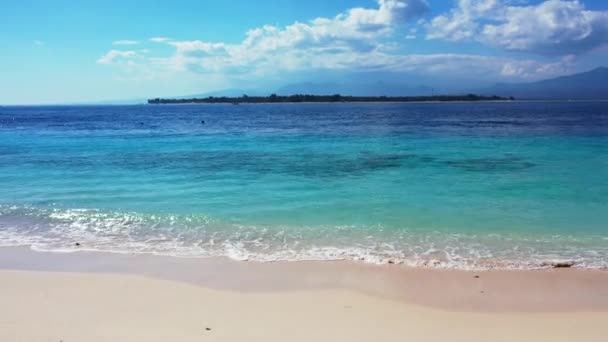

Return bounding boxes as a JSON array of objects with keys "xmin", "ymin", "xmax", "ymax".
[
  {"xmin": 97, "ymin": 0, "xmax": 607, "ymax": 88},
  {"xmin": 427, "ymin": 0, "xmax": 608, "ymax": 55},
  {"xmin": 96, "ymin": 50, "xmax": 138, "ymax": 65}
]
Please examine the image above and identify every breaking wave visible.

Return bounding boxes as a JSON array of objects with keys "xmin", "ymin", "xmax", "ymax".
[{"xmin": 1, "ymin": 205, "xmax": 606, "ymax": 270}]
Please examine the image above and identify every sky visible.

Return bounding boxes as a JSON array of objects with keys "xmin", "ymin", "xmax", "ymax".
[{"xmin": 1, "ymin": 0, "xmax": 607, "ymax": 104}]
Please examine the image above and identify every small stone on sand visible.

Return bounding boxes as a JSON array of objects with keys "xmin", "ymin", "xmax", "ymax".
[{"xmin": 542, "ymin": 260, "xmax": 575, "ymax": 268}]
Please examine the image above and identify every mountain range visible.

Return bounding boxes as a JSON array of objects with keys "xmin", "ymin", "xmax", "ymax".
[
  {"xmin": 204, "ymin": 67, "xmax": 608, "ymax": 101},
  {"xmin": 478, "ymin": 67, "xmax": 608, "ymax": 100},
  {"xmin": 276, "ymin": 81, "xmax": 434, "ymax": 97},
  {"xmin": 98, "ymin": 67, "xmax": 608, "ymax": 104}
]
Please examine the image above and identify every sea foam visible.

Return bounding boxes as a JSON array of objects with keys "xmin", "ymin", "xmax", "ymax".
[{"xmin": 1, "ymin": 205, "xmax": 606, "ymax": 270}]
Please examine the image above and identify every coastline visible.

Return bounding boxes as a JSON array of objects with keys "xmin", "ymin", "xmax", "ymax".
[
  {"xmin": 1, "ymin": 247, "xmax": 607, "ymax": 341},
  {"xmin": 1, "ymin": 246, "xmax": 607, "ymax": 312},
  {"xmin": 146, "ymin": 94, "xmax": 510, "ymax": 105},
  {"xmin": 144, "ymin": 99, "xmax": 515, "ymax": 105}
]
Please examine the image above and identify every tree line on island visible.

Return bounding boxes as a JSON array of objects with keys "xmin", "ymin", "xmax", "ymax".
[{"xmin": 148, "ymin": 93, "xmax": 513, "ymax": 104}]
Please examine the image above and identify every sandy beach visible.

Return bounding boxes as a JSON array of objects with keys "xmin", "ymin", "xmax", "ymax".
[
  {"xmin": 4, "ymin": 0, "xmax": 608, "ymax": 340},
  {"xmin": 2, "ymin": 269, "xmax": 607, "ymax": 342},
  {"xmin": 0, "ymin": 248, "xmax": 607, "ymax": 341}
]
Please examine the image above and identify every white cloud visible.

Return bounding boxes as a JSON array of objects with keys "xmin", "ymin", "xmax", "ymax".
[
  {"xmin": 113, "ymin": 40, "xmax": 139, "ymax": 45},
  {"xmin": 374, "ymin": 53, "xmax": 573, "ymax": 80},
  {"xmin": 482, "ymin": 1, "xmax": 608, "ymax": 54},
  {"xmin": 499, "ymin": 54, "xmax": 576, "ymax": 78},
  {"xmin": 384, "ymin": 0, "xmax": 430, "ymax": 21},
  {"xmin": 406, "ymin": 28, "xmax": 417, "ymax": 39},
  {"xmin": 426, "ymin": 0, "xmax": 499, "ymax": 41},
  {"xmin": 149, "ymin": 37, "xmax": 171, "ymax": 43},
  {"xmin": 426, "ymin": 0, "xmax": 608, "ymax": 55},
  {"xmin": 154, "ymin": 36, "xmax": 571, "ymax": 82},
  {"xmin": 96, "ymin": 50, "xmax": 138, "ymax": 65},
  {"xmin": 151, "ymin": 0, "xmax": 429, "ymax": 75},
  {"xmin": 97, "ymin": 0, "xmax": 576, "ymax": 86}
]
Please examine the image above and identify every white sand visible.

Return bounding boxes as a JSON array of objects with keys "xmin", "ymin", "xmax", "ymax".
[{"xmin": 1, "ymin": 270, "xmax": 607, "ymax": 342}]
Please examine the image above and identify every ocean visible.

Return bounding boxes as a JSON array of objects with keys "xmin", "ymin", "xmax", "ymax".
[{"xmin": 0, "ymin": 102, "xmax": 606, "ymax": 269}]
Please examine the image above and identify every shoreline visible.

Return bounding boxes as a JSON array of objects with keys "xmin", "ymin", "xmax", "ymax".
[
  {"xmin": 146, "ymin": 100, "xmax": 515, "ymax": 105},
  {"xmin": 1, "ymin": 246, "xmax": 607, "ymax": 313},
  {"xmin": 2, "ymin": 208, "xmax": 605, "ymax": 271},
  {"xmin": 147, "ymin": 94, "xmax": 511, "ymax": 105},
  {"xmin": 6, "ymin": 243, "xmax": 607, "ymax": 272},
  {"xmin": 5, "ymin": 99, "xmax": 608, "ymax": 106},
  {"xmin": 4, "ymin": 99, "xmax": 608, "ymax": 106},
  {"xmin": 2, "ymin": 246, "xmax": 607, "ymax": 341}
]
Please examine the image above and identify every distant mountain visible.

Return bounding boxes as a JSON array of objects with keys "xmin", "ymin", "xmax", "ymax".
[
  {"xmin": 276, "ymin": 81, "xmax": 434, "ymax": 97},
  {"xmin": 479, "ymin": 67, "xmax": 608, "ymax": 100},
  {"xmin": 153, "ymin": 67, "xmax": 608, "ymax": 102},
  {"xmin": 175, "ymin": 89, "xmax": 263, "ymax": 98}
]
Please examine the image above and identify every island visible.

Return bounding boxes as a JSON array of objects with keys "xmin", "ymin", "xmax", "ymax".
[{"xmin": 148, "ymin": 94, "xmax": 513, "ymax": 104}]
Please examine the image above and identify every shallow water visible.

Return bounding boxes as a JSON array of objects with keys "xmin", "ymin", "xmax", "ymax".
[{"xmin": 0, "ymin": 102, "xmax": 607, "ymax": 269}]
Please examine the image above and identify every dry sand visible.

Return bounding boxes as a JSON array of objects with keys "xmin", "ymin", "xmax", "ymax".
[
  {"xmin": 1, "ymin": 247, "xmax": 607, "ymax": 341},
  {"xmin": 2, "ymin": 270, "xmax": 608, "ymax": 342}
]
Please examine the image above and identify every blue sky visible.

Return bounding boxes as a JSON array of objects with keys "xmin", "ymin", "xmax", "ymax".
[{"xmin": 1, "ymin": 0, "xmax": 607, "ymax": 104}]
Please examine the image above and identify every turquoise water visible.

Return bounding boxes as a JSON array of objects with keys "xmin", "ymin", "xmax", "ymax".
[{"xmin": 0, "ymin": 102, "xmax": 607, "ymax": 269}]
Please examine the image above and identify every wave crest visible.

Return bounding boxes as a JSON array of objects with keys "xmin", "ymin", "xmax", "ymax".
[{"xmin": 1, "ymin": 205, "xmax": 606, "ymax": 270}]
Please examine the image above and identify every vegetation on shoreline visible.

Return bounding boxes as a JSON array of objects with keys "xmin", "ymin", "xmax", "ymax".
[{"xmin": 148, "ymin": 94, "xmax": 513, "ymax": 104}]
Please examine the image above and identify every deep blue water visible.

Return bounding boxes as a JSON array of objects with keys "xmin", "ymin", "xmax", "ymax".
[{"xmin": 0, "ymin": 102, "xmax": 607, "ymax": 269}]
